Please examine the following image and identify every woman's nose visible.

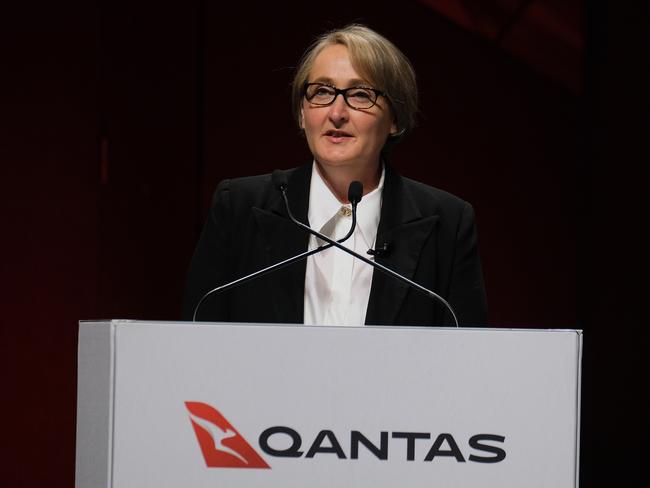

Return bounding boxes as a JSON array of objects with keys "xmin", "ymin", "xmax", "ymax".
[{"xmin": 327, "ymin": 94, "xmax": 349, "ymax": 125}]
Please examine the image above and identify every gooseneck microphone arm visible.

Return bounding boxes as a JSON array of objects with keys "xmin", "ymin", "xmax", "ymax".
[
  {"xmin": 191, "ymin": 176, "xmax": 363, "ymax": 322},
  {"xmin": 274, "ymin": 172, "xmax": 460, "ymax": 328}
]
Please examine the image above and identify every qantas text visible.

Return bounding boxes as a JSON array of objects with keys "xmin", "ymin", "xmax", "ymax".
[{"xmin": 259, "ymin": 427, "xmax": 506, "ymax": 463}]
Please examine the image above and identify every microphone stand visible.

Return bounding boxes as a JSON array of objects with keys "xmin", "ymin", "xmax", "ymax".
[{"xmin": 278, "ymin": 184, "xmax": 460, "ymax": 328}]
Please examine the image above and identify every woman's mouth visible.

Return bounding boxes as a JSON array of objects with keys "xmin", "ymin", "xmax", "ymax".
[{"xmin": 323, "ymin": 130, "xmax": 353, "ymax": 143}]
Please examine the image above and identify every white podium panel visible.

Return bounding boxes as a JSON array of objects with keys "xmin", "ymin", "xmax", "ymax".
[{"xmin": 76, "ymin": 320, "xmax": 582, "ymax": 488}]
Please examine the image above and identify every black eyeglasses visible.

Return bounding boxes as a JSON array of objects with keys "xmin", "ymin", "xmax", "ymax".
[{"xmin": 304, "ymin": 83, "xmax": 387, "ymax": 110}]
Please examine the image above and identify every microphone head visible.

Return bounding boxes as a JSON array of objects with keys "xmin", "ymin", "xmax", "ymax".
[
  {"xmin": 271, "ymin": 170, "xmax": 288, "ymax": 191},
  {"xmin": 348, "ymin": 181, "xmax": 363, "ymax": 205}
]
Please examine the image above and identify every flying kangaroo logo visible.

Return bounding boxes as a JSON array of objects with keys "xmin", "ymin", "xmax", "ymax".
[{"xmin": 185, "ymin": 401, "xmax": 270, "ymax": 469}]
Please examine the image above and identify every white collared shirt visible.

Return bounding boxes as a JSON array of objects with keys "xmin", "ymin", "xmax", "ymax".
[{"xmin": 303, "ymin": 162, "xmax": 384, "ymax": 326}]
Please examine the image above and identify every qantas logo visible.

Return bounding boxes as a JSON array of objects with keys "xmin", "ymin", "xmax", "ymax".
[
  {"xmin": 186, "ymin": 402, "xmax": 506, "ymax": 469},
  {"xmin": 185, "ymin": 401, "xmax": 270, "ymax": 469}
]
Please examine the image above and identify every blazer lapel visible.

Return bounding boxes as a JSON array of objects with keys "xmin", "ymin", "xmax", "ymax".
[
  {"xmin": 365, "ymin": 166, "xmax": 439, "ymax": 325},
  {"xmin": 251, "ymin": 165, "xmax": 312, "ymax": 323}
]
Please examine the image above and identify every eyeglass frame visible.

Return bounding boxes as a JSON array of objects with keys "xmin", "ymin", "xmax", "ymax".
[{"xmin": 303, "ymin": 82, "xmax": 388, "ymax": 110}]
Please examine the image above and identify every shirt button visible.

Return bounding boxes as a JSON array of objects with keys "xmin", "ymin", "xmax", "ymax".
[{"xmin": 339, "ymin": 206, "xmax": 352, "ymax": 217}]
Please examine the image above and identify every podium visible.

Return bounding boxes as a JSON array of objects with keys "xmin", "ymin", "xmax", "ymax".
[{"xmin": 75, "ymin": 320, "xmax": 582, "ymax": 487}]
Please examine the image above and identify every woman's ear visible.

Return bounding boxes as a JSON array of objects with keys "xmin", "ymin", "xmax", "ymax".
[
  {"xmin": 299, "ymin": 108, "xmax": 305, "ymax": 129},
  {"xmin": 390, "ymin": 118, "xmax": 398, "ymax": 135}
]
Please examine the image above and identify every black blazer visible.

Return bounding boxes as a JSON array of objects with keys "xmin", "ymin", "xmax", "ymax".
[{"xmin": 182, "ymin": 164, "xmax": 487, "ymax": 326}]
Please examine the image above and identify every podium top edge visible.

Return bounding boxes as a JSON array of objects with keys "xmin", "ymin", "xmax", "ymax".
[{"xmin": 78, "ymin": 320, "xmax": 582, "ymax": 335}]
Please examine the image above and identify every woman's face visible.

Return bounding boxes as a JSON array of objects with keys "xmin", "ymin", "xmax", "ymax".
[{"xmin": 301, "ymin": 44, "xmax": 396, "ymax": 174}]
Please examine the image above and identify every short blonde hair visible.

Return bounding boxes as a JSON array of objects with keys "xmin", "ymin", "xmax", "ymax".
[{"xmin": 292, "ymin": 24, "xmax": 418, "ymax": 142}]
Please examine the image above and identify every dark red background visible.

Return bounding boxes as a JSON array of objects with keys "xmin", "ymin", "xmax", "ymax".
[{"xmin": 1, "ymin": 1, "xmax": 646, "ymax": 486}]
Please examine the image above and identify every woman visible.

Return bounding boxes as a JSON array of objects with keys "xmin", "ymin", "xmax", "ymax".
[{"xmin": 182, "ymin": 24, "xmax": 487, "ymax": 327}]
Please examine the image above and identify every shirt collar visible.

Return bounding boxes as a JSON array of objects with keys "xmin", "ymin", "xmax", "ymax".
[{"xmin": 308, "ymin": 161, "xmax": 384, "ymax": 248}]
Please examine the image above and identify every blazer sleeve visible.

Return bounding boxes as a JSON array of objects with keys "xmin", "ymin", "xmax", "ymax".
[
  {"xmin": 181, "ymin": 180, "xmax": 232, "ymax": 321},
  {"xmin": 448, "ymin": 202, "xmax": 488, "ymax": 326}
]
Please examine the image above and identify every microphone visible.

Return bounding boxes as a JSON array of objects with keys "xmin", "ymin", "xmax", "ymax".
[
  {"xmin": 191, "ymin": 172, "xmax": 362, "ymax": 321},
  {"xmin": 276, "ymin": 176, "xmax": 460, "ymax": 327},
  {"xmin": 367, "ymin": 242, "xmax": 390, "ymax": 257}
]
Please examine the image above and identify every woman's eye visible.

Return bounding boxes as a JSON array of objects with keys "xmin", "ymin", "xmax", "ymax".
[
  {"xmin": 349, "ymin": 89, "xmax": 371, "ymax": 99},
  {"xmin": 309, "ymin": 86, "xmax": 335, "ymax": 100}
]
